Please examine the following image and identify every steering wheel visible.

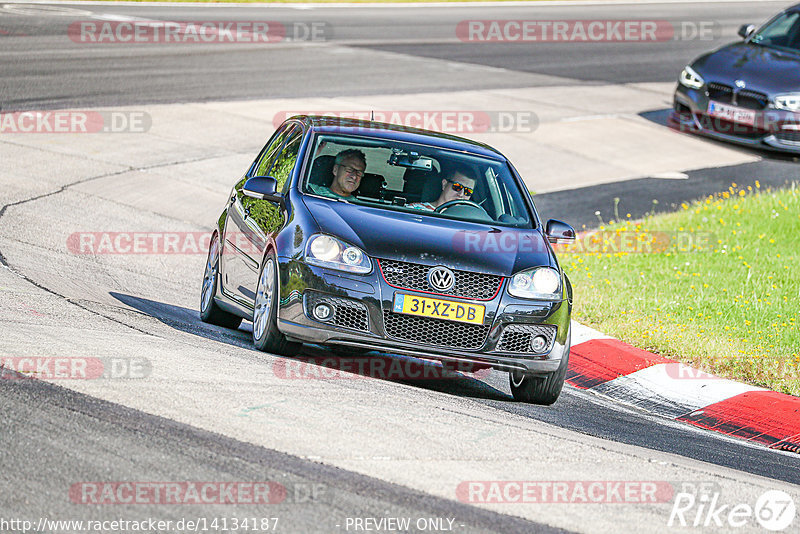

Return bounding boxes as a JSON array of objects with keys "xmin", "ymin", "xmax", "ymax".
[{"xmin": 434, "ymin": 199, "xmax": 487, "ymax": 214}]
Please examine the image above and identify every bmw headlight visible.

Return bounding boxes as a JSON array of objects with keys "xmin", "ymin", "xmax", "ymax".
[
  {"xmin": 773, "ymin": 94, "xmax": 800, "ymax": 112},
  {"xmin": 508, "ymin": 267, "xmax": 562, "ymax": 300},
  {"xmin": 678, "ymin": 65, "xmax": 705, "ymax": 90},
  {"xmin": 305, "ymin": 234, "xmax": 372, "ymax": 274}
]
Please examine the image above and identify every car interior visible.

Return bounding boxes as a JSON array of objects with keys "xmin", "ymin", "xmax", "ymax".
[
  {"xmin": 753, "ymin": 11, "xmax": 800, "ymax": 51},
  {"xmin": 303, "ymin": 135, "xmax": 532, "ymax": 227}
]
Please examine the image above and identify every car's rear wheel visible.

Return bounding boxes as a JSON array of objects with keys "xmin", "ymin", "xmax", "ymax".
[
  {"xmin": 509, "ymin": 346, "xmax": 570, "ymax": 405},
  {"xmin": 253, "ymin": 252, "xmax": 300, "ymax": 355},
  {"xmin": 200, "ymin": 233, "xmax": 242, "ymax": 329}
]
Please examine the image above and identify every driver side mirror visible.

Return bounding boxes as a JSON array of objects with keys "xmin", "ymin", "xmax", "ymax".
[
  {"xmin": 738, "ymin": 24, "xmax": 755, "ymax": 39},
  {"xmin": 243, "ymin": 176, "xmax": 282, "ymax": 203},
  {"xmin": 545, "ymin": 219, "xmax": 576, "ymax": 244}
]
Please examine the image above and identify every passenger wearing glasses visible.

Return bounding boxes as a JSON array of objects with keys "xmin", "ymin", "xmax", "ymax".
[
  {"xmin": 409, "ymin": 167, "xmax": 476, "ymax": 211},
  {"xmin": 310, "ymin": 149, "xmax": 367, "ymax": 199}
]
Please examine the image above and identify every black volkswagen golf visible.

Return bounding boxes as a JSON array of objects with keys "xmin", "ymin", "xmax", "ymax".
[
  {"xmin": 670, "ymin": 3, "xmax": 800, "ymax": 153},
  {"xmin": 200, "ymin": 116, "xmax": 575, "ymax": 404}
]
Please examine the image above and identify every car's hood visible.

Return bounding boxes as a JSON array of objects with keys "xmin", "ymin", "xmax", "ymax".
[
  {"xmin": 693, "ymin": 42, "xmax": 800, "ymax": 94},
  {"xmin": 301, "ymin": 196, "xmax": 554, "ymax": 276}
]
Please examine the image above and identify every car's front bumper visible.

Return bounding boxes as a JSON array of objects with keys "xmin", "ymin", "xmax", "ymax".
[
  {"xmin": 275, "ymin": 258, "xmax": 571, "ymax": 375},
  {"xmin": 671, "ymin": 84, "xmax": 800, "ymax": 154}
]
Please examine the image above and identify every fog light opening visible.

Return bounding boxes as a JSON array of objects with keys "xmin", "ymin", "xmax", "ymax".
[
  {"xmin": 530, "ymin": 335, "xmax": 548, "ymax": 353},
  {"xmin": 313, "ymin": 303, "xmax": 333, "ymax": 321}
]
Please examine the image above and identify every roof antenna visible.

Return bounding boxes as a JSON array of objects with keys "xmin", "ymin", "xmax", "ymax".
[{"xmin": 371, "ymin": 110, "xmax": 374, "ymax": 121}]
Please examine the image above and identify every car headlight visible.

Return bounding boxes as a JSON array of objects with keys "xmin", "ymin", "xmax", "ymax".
[
  {"xmin": 305, "ymin": 234, "xmax": 372, "ymax": 274},
  {"xmin": 507, "ymin": 267, "xmax": 562, "ymax": 300},
  {"xmin": 773, "ymin": 94, "xmax": 800, "ymax": 112},
  {"xmin": 678, "ymin": 65, "xmax": 705, "ymax": 90}
]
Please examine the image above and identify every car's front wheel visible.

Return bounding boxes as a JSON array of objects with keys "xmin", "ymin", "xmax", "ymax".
[
  {"xmin": 200, "ymin": 233, "xmax": 242, "ymax": 329},
  {"xmin": 253, "ymin": 252, "xmax": 300, "ymax": 355},
  {"xmin": 509, "ymin": 344, "xmax": 570, "ymax": 405}
]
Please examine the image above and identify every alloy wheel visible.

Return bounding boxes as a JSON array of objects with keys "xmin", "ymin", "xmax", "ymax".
[{"xmin": 253, "ymin": 258, "xmax": 275, "ymax": 340}]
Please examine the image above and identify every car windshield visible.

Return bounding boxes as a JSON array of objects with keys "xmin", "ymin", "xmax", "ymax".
[
  {"xmin": 301, "ymin": 134, "xmax": 533, "ymax": 228},
  {"xmin": 751, "ymin": 11, "xmax": 800, "ymax": 52}
]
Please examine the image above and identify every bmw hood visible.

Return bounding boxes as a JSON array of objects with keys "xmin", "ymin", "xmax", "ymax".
[
  {"xmin": 693, "ymin": 43, "xmax": 800, "ymax": 94},
  {"xmin": 301, "ymin": 196, "xmax": 554, "ymax": 276}
]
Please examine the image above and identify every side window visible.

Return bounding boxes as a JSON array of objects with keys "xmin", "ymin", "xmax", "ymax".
[
  {"xmin": 272, "ymin": 130, "xmax": 303, "ymax": 193},
  {"xmin": 251, "ymin": 124, "xmax": 292, "ymax": 177}
]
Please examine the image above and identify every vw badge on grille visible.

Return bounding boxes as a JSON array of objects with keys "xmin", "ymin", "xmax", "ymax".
[
  {"xmin": 735, "ymin": 79, "xmax": 746, "ymax": 88},
  {"xmin": 427, "ymin": 266, "xmax": 455, "ymax": 292}
]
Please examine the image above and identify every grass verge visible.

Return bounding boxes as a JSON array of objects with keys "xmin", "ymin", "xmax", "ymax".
[{"xmin": 558, "ymin": 181, "xmax": 800, "ymax": 396}]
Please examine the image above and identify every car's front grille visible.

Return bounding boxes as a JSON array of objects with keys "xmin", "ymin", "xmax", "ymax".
[
  {"xmin": 305, "ymin": 292, "xmax": 369, "ymax": 332},
  {"xmin": 735, "ymin": 89, "xmax": 769, "ymax": 110},
  {"xmin": 496, "ymin": 324, "xmax": 557, "ymax": 354},
  {"xmin": 382, "ymin": 311, "xmax": 490, "ymax": 349},
  {"xmin": 377, "ymin": 259, "xmax": 502, "ymax": 301},
  {"xmin": 775, "ymin": 130, "xmax": 800, "ymax": 144},
  {"xmin": 707, "ymin": 82, "xmax": 733, "ymax": 103},
  {"xmin": 707, "ymin": 83, "xmax": 768, "ymax": 111}
]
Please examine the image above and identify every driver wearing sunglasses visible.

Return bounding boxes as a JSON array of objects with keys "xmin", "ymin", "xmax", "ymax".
[{"xmin": 409, "ymin": 167, "xmax": 476, "ymax": 211}]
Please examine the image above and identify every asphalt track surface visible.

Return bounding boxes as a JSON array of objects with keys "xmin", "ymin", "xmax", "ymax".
[
  {"xmin": 2, "ymin": 373, "xmax": 562, "ymax": 533},
  {"xmin": 2, "ymin": 1, "xmax": 800, "ymax": 532},
  {"xmin": 0, "ymin": 1, "xmax": 791, "ymax": 110}
]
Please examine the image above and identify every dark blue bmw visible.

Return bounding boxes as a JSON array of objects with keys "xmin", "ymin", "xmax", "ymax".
[
  {"xmin": 671, "ymin": 3, "xmax": 800, "ymax": 153},
  {"xmin": 200, "ymin": 116, "xmax": 576, "ymax": 404}
]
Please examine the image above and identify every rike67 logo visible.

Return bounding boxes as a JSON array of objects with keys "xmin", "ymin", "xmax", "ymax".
[{"xmin": 669, "ymin": 485, "xmax": 796, "ymax": 531}]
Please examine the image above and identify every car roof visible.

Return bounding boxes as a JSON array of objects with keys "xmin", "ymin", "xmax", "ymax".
[{"xmin": 289, "ymin": 115, "xmax": 506, "ymax": 160}]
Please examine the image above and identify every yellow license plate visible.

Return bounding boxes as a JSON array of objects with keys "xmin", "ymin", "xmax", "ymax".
[{"xmin": 392, "ymin": 293, "xmax": 485, "ymax": 324}]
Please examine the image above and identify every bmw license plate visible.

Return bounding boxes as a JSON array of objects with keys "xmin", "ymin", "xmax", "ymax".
[
  {"xmin": 707, "ymin": 101, "xmax": 756, "ymax": 126},
  {"xmin": 392, "ymin": 293, "xmax": 485, "ymax": 324}
]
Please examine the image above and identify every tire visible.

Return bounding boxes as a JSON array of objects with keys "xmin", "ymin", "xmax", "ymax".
[
  {"xmin": 200, "ymin": 232, "xmax": 242, "ymax": 329},
  {"xmin": 253, "ymin": 252, "xmax": 300, "ymax": 356},
  {"xmin": 509, "ymin": 338, "xmax": 571, "ymax": 405}
]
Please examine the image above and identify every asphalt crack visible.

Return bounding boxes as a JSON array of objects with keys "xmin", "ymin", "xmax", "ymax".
[{"xmin": 0, "ymin": 153, "xmax": 231, "ymax": 336}]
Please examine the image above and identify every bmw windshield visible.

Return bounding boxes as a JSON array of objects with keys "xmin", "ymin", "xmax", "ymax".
[{"xmin": 751, "ymin": 10, "xmax": 800, "ymax": 53}]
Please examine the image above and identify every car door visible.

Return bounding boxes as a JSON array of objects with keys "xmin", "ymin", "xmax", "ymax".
[
  {"xmin": 221, "ymin": 123, "xmax": 292, "ymax": 305},
  {"xmin": 221, "ymin": 124, "xmax": 303, "ymax": 307}
]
